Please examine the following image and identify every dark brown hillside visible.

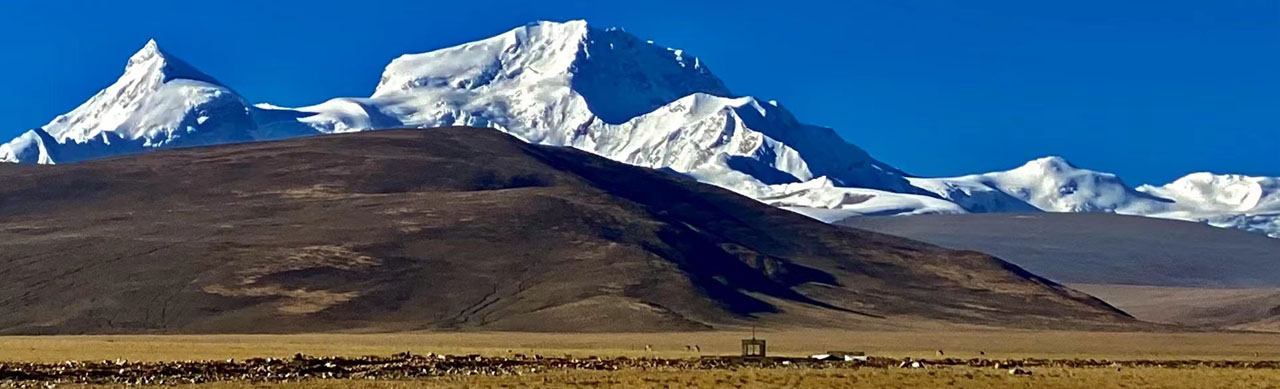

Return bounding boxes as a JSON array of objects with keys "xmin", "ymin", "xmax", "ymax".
[{"xmin": 0, "ymin": 128, "xmax": 1137, "ymax": 334}]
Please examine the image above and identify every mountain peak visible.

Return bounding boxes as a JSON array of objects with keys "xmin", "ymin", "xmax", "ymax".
[
  {"xmin": 372, "ymin": 19, "xmax": 728, "ymax": 124},
  {"xmin": 908, "ymin": 155, "xmax": 1146, "ymax": 214},
  {"xmin": 528, "ymin": 19, "xmax": 587, "ymax": 29},
  {"xmin": 129, "ymin": 39, "xmax": 161, "ymax": 60},
  {"xmin": 122, "ymin": 39, "xmax": 219, "ymax": 85},
  {"xmin": 125, "ymin": 39, "xmax": 169, "ymax": 72},
  {"xmin": 1022, "ymin": 156, "xmax": 1078, "ymax": 172},
  {"xmin": 0, "ymin": 37, "xmax": 256, "ymax": 160}
]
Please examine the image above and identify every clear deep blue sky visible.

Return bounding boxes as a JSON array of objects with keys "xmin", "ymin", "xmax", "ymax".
[{"xmin": 1, "ymin": 0, "xmax": 1275, "ymax": 184}]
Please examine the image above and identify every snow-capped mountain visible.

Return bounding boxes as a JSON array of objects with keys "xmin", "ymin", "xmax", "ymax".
[
  {"xmin": 912, "ymin": 157, "xmax": 1280, "ymax": 238},
  {"xmin": 1138, "ymin": 173, "xmax": 1280, "ymax": 214},
  {"xmin": 266, "ymin": 20, "xmax": 915, "ymax": 194},
  {"xmin": 0, "ymin": 40, "xmax": 264, "ymax": 164},
  {"xmin": 4, "ymin": 21, "xmax": 912, "ymax": 194},
  {"xmin": 909, "ymin": 156, "xmax": 1168, "ymax": 214},
  {"xmin": 1, "ymin": 20, "xmax": 1275, "ymax": 238},
  {"xmin": 1137, "ymin": 173, "xmax": 1280, "ymax": 238}
]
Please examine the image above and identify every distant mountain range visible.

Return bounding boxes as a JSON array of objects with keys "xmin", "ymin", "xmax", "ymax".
[{"xmin": 2, "ymin": 20, "xmax": 1275, "ymax": 238}]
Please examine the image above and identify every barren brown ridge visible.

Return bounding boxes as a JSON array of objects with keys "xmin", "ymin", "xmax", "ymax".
[{"xmin": 0, "ymin": 127, "xmax": 1137, "ymax": 334}]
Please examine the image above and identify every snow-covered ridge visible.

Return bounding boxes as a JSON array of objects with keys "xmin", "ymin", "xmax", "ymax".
[
  {"xmin": 912, "ymin": 157, "xmax": 1280, "ymax": 238},
  {"xmin": 1136, "ymin": 173, "xmax": 1280, "ymax": 238},
  {"xmin": 909, "ymin": 156, "xmax": 1165, "ymax": 214},
  {"xmin": 762, "ymin": 176, "xmax": 965, "ymax": 222},
  {"xmin": 1, "ymin": 20, "xmax": 1276, "ymax": 238},
  {"xmin": 1138, "ymin": 173, "xmax": 1280, "ymax": 214}
]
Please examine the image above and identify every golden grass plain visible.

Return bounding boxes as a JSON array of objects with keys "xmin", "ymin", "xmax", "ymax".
[
  {"xmin": 7, "ymin": 330, "xmax": 1280, "ymax": 388},
  {"xmin": 5, "ymin": 330, "xmax": 1280, "ymax": 363}
]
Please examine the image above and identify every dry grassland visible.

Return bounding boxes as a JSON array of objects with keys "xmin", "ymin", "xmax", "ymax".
[
  {"xmin": 6, "ymin": 330, "xmax": 1280, "ymax": 388},
  {"xmin": 4, "ymin": 330, "xmax": 1280, "ymax": 363}
]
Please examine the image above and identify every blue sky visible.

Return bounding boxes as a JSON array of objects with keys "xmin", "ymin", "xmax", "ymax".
[{"xmin": 0, "ymin": 0, "xmax": 1275, "ymax": 184}]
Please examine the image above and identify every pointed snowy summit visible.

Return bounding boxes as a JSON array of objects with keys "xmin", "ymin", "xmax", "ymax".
[
  {"xmin": 0, "ymin": 39, "xmax": 260, "ymax": 164},
  {"xmin": 127, "ymin": 39, "xmax": 164, "ymax": 68},
  {"xmin": 120, "ymin": 39, "xmax": 219, "ymax": 85}
]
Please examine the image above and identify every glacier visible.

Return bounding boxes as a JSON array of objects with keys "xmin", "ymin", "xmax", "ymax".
[{"xmin": 1, "ymin": 20, "xmax": 1276, "ymax": 238}]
